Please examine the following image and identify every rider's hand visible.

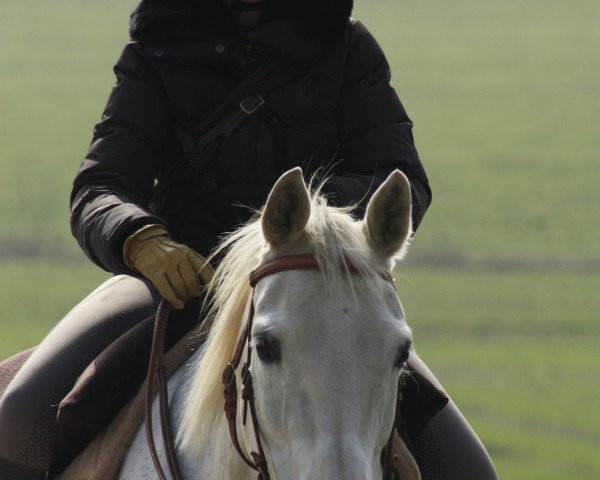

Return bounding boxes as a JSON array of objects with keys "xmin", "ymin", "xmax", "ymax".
[{"xmin": 123, "ymin": 224, "xmax": 214, "ymax": 309}]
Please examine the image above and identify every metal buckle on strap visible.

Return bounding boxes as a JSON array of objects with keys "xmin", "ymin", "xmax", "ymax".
[{"xmin": 240, "ymin": 94, "xmax": 265, "ymax": 115}]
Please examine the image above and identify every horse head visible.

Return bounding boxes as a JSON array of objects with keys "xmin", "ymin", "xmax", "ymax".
[
  {"xmin": 179, "ymin": 167, "xmax": 414, "ymax": 480},
  {"xmin": 244, "ymin": 168, "xmax": 413, "ymax": 479}
]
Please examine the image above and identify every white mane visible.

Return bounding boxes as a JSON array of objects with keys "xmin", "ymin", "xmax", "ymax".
[{"xmin": 178, "ymin": 189, "xmax": 406, "ymax": 456}]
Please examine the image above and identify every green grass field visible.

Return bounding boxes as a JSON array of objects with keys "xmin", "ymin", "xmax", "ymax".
[{"xmin": 1, "ymin": 1, "xmax": 599, "ymax": 478}]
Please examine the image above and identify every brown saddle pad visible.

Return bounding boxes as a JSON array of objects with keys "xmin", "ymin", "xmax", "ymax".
[
  {"xmin": 55, "ymin": 330, "xmax": 207, "ymax": 480},
  {"xmin": 52, "ymin": 308, "xmax": 202, "ymax": 475}
]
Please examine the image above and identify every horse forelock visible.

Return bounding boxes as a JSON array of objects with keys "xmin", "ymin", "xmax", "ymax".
[{"xmin": 178, "ymin": 188, "xmax": 396, "ymax": 456}]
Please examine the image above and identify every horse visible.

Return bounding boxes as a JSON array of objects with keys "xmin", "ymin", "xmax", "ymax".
[{"xmin": 118, "ymin": 167, "xmax": 415, "ymax": 479}]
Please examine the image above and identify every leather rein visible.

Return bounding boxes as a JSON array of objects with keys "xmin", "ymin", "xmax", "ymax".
[{"xmin": 146, "ymin": 254, "xmax": 407, "ymax": 480}]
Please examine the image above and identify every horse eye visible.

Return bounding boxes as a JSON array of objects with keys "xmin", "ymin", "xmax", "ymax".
[
  {"xmin": 254, "ymin": 335, "xmax": 281, "ymax": 365},
  {"xmin": 395, "ymin": 342, "xmax": 411, "ymax": 370}
]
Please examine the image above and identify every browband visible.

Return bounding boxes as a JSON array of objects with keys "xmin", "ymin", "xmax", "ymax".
[{"xmin": 250, "ymin": 254, "xmax": 395, "ymax": 287}]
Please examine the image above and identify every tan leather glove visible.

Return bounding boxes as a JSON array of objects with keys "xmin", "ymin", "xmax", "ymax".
[{"xmin": 123, "ymin": 224, "xmax": 214, "ymax": 309}]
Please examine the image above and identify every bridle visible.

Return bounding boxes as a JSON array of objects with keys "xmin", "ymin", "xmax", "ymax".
[
  {"xmin": 146, "ymin": 254, "xmax": 410, "ymax": 480},
  {"xmin": 221, "ymin": 254, "xmax": 404, "ymax": 480}
]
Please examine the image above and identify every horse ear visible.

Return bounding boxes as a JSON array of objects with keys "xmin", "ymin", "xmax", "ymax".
[
  {"xmin": 363, "ymin": 170, "xmax": 413, "ymax": 258},
  {"xmin": 262, "ymin": 167, "xmax": 311, "ymax": 247}
]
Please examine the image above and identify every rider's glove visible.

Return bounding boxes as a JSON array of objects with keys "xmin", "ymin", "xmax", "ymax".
[{"xmin": 123, "ymin": 224, "xmax": 214, "ymax": 309}]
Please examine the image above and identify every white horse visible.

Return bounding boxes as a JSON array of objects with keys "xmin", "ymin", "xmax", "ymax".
[{"xmin": 119, "ymin": 167, "xmax": 415, "ymax": 479}]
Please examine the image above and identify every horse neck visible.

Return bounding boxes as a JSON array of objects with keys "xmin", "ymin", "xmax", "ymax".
[{"xmin": 186, "ymin": 415, "xmax": 251, "ymax": 479}]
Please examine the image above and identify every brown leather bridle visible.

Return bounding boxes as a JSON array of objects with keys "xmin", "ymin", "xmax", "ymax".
[
  {"xmin": 146, "ymin": 254, "xmax": 411, "ymax": 480},
  {"xmin": 221, "ymin": 254, "xmax": 406, "ymax": 480}
]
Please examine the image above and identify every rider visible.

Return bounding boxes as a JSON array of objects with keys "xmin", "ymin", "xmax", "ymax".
[{"xmin": 0, "ymin": 0, "xmax": 497, "ymax": 478}]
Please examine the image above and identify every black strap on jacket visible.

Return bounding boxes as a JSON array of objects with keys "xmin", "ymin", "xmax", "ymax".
[
  {"xmin": 153, "ymin": 57, "xmax": 303, "ymax": 199},
  {"xmin": 177, "ymin": 93, "xmax": 266, "ymax": 191}
]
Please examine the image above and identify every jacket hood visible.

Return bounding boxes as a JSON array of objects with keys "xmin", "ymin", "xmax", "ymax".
[{"xmin": 129, "ymin": 0, "xmax": 353, "ymax": 42}]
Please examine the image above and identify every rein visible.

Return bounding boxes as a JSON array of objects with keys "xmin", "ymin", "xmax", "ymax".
[
  {"xmin": 146, "ymin": 300, "xmax": 182, "ymax": 480},
  {"xmin": 146, "ymin": 254, "xmax": 415, "ymax": 480}
]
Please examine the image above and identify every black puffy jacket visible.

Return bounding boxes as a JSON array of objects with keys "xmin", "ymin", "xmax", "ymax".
[{"xmin": 71, "ymin": 0, "xmax": 431, "ymax": 274}]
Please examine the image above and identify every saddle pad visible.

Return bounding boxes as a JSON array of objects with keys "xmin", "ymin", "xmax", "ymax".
[
  {"xmin": 53, "ymin": 306, "xmax": 204, "ymax": 474},
  {"xmin": 55, "ymin": 330, "xmax": 205, "ymax": 480}
]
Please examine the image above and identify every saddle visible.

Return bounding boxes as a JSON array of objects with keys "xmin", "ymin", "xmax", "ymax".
[{"xmin": 0, "ymin": 318, "xmax": 446, "ymax": 479}]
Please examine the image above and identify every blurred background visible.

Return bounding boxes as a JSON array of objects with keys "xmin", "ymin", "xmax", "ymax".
[{"xmin": 1, "ymin": 0, "xmax": 598, "ymax": 478}]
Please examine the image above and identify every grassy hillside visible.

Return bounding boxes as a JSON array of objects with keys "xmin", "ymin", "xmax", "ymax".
[{"xmin": 1, "ymin": 1, "xmax": 598, "ymax": 478}]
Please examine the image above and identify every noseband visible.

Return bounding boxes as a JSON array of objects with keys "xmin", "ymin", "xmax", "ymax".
[{"xmin": 222, "ymin": 254, "xmax": 404, "ymax": 480}]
